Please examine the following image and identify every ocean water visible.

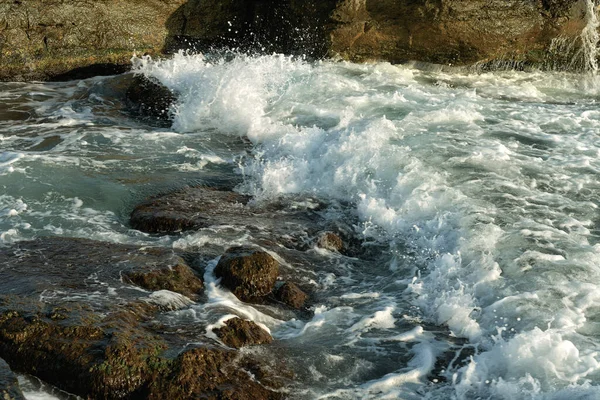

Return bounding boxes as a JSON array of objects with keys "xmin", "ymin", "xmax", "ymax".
[{"xmin": 2, "ymin": 52, "xmax": 600, "ymax": 399}]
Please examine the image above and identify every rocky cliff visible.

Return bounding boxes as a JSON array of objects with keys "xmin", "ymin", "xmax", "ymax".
[{"xmin": 0, "ymin": 0, "xmax": 596, "ymax": 80}]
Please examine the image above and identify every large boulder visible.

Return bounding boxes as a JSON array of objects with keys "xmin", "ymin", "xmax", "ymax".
[{"xmin": 214, "ymin": 247, "xmax": 279, "ymax": 302}]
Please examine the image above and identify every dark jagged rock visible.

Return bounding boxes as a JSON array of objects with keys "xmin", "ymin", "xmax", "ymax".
[
  {"xmin": 214, "ymin": 247, "xmax": 279, "ymax": 302},
  {"xmin": 274, "ymin": 282, "xmax": 307, "ymax": 310},
  {"xmin": 125, "ymin": 75, "xmax": 176, "ymax": 122},
  {"xmin": 316, "ymin": 231, "xmax": 343, "ymax": 252},
  {"xmin": 122, "ymin": 262, "xmax": 204, "ymax": 301},
  {"xmin": 0, "ymin": 358, "xmax": 25, "ymax": 400},
  {"xmin": 0, "ymin": 237, "xmax": 281, "ymax": 398},
  {"xmin": 214, "ymin": 318, "xmax": 273, "ymax": 349},
  {"xmin": 130, "ymin": 186, "xmax": 252, "ymax": 234}
]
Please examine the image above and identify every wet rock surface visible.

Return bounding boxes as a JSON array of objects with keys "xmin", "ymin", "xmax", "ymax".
[
  {"xmin": 215, "ymin": 247, "xmax": 279, "ymax": 302},
  {"xmin": 122, "ymin": 262, "xmax": 204, "ymax": 301},
  {"xmin": 0, "ymin": 237, "xmax": 281, "ymax": 399},
  {"xmin": 125, "ymin": 75, "xmax": 177, "ymax": 123},
  {"xmin": 130, "ymin": 186, "xmax": 252, "ymax": 234},
  {"xmin": 275, "ymin": 282, "xmax": 308, "ymax": 310},
  {"xmin": 0, "ymin": 358, "xmax": 25, "ymax": 400},
  {"xmin": 214, "ymin": 318, "xmax": 273, "ymax": 349}
]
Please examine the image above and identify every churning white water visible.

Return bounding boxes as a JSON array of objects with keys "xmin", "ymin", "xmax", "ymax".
[
  {"xmin": 2, "ymin": 49, "xmax": 600, "ymax": 398},
  {"xmin": 133, "ymin": 53, "xmax": 600, "ymax": 399}
]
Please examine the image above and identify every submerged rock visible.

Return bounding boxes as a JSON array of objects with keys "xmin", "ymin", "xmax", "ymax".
[
  {"xmin": 274, "ymin": 282, "xmax": 308, "ymax": 310},
  {"xmin": 122, "ymin": 262, "xmax": 204, "ymax": 301},
  {"xmin": 214, "ymin": 318, "xmax": 273, "ymax": 349},
  {"xmin": 130, "ymin": 186, "xmax": 251, "ymax": 234},
  {"xmin": 0, "ymin": 358, "xmax": 25, "ymax": 400},
  {"xmin": 316, "ymin": 231, "xmax": 343, "ymax": 252},
  {"xmin": 215, "ymin": 247, "xmax": 279, "ymax": 302},
  {"xmin": 0, "ymin": 237, "xmax": 281, "ymax": 399}
]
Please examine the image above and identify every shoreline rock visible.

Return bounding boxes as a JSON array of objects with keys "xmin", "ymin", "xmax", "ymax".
[
  {"xmin": 0, "ymin": 237, "xmax": 281, "ymax": 399},
  {"xmin": 1, "ymin": 0, "xmax": 597, "ymax": 81}
]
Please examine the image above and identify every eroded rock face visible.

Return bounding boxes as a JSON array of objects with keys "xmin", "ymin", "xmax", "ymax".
[
  {"xmin": 165, "ymin": 0, "xmax": 594, "ymax": 68},
  {"xmin": 214, "ymin": 318, "xmax": 273, "ymax": 349},
  {"xmin": 130, "ymin": 186, "xmax": 252, "ymax": 234},
  {"xmin": 214, "ymin": 247, "xmax": 279, "ymax": 302},
  {"xmin": 0, "ymin": 237, "xmax": 280, "ymax": 399}
]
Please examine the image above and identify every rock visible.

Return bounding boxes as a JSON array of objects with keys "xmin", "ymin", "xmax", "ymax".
[
  {"xmin": 316, "ymin": 232, "xmax": 343, "ymax": 252},
  {"xmin": 0, "ymin": 0, "xmax": 187, "ymax": 81},
  {"xmin": 214, "ymin": 247, "xmax": 279, "ymax": 302},
  {"xmin": 0, "ymin": 237, "xmax": 281, "ymax": 399},
  {"xmin": 125, "ymin": 75, "xmax": 176, "ymax": 122},
  {"xmin": 130, "ymin": 186, "xmax": 251, "ymax": 234},
  {"xmin": 274, "ymin": 282, "xmax": 307, "ymax": 309},
  {"xmin": 165, "ymin": 0, "xmax": 594, "ymax": 69},
  {"xmin": 0, "ymin": 358, "xmax": 25, "ymax": 400},
  {"xmin": 149, "ymin": 347, "xmax": 282, "ymax": 400},
  {"xmin": 214, "ymin": 318, "xmax": 273, "ymax": 349},
  {"xmin": 122, "ymin": 262, "xmax": 204, "ymax": 301}
]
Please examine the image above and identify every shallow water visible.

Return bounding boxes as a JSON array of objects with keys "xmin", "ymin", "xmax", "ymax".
[{"xmin": 2, "ymin": 53, "xmax": 600, "ymax": 399}]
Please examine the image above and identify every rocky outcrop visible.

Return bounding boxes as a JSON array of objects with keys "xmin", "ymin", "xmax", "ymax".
[
  {"xmin": 2, "ymin": 1, "xmax": 594, "ymax": 81},
  {"xmin": 214, "ymin": 318, "xmax": 273, "ymax": 349},
  {"xmin": 316, "ymin": 231, "xmax": 344, "ymax": 252},
  {"xmin": 0, "ymin": 0, "xmax": 186, "ymax": 81},
  {"xmin": 0, "ymin": 237, "xmax": 280, "ymax": 399},
  {"xmin": 170, "ymin": 0, "xmax": 596, "ymax": 68},
  {"xmin": 215, "ymin": 247, "xmax": 279, "ymax": 302}
]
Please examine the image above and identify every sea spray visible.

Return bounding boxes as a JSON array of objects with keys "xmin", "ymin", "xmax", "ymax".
[{"xmin": 581, "ymin": 0, "xmax": 600, "ymax": 72}]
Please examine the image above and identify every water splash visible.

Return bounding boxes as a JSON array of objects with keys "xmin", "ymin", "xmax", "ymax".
[
  {"xmin": 581, "ymin": 0, "xmax": 599, "ymax": 72},
  {"xmin": 547, "ymin": 0, "xmax": 599, "ymax": 72}
]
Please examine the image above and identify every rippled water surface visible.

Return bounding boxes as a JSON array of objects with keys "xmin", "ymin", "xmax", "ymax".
[{"xmin": 2, "ymin": 54, "xmax": 600, "ymax": 399}]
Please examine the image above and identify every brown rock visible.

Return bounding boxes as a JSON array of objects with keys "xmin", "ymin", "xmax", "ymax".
[
  {"xmin": 214, "ymin": 247, "xmax": 279, "ymax": 302},
  {"xmin": 0, "ymin": 0, "xmax": 187, "ymax": 81},
  {"xmin": 275, "ymin": 282, "xmax": 308, "ymax": 309},
  {"xmin": 122, "ymin": 263, "xmax": 204, "ymax": 301},
  {"xmin": 214, "ymin": 318, "xmax": 273, "ymax": 349},
  {"xmin": 149, "ymin": 347, "xmax": 282, "ymax": 400},
  {"xmin": 317, "ymin": 232, "xmax": 343, "ymax": 252},
  {"xmin": 130, "ymin": 186, "xmax": 251, "ymax": 234}
]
